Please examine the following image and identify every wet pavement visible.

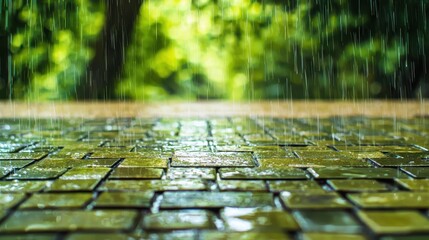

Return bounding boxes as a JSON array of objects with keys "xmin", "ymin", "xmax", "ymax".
[{"xmin": 0, "ymin": 116, "xmax": 428, "ymax": 239}]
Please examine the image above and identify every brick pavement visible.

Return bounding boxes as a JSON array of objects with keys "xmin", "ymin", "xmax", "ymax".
[{"xmin": 0, "ymin": 116, "xmax": 428, "ymax": 239}]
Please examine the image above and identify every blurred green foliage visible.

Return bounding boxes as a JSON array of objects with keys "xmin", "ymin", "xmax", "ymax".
[
  {"xmin": 4, "ymin": 0, "xmax": 104, "ymax": 100},
  {"xmin": 3, "ymin": 0, "xmax": 429, "ymax": 100}
]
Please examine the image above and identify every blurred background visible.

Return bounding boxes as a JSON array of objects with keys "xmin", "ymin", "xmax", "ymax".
[{"xmin": 1, "ymin": 0, "xmax": 428, "ymax": 101}]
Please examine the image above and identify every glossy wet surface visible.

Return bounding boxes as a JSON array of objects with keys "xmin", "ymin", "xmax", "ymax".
[{"xmin": 0, "ymin": 116, "xmax": 428, "ymax": 239}]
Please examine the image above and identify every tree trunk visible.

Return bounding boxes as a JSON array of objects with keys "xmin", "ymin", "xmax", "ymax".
[
  {"xmin": 0, "ymin": 0, "xmax": 12, "ymax": 99},
  {"xmin": 0, "ymin": 34, "xmax": 10, "ymax": 99},
  {"xmin": 388, "ymin": 56, "xmax": 426, "ymax": 99},
  {"xmin": 76, "ymin": 0, "xmax": 143, "ymax": 100}
]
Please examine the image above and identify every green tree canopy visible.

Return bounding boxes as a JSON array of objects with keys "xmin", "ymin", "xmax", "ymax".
[{"xmin": 3, "ymin": 0, "xmax": 428, "ymax": 100}]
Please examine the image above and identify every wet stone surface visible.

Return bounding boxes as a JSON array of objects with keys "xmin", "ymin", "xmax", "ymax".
[
  {"xmin": 0, "ymin": 234, "xmax": 58, "ymax": 240},
  {"xmin": 200, "ymin": 231, "xmax": 291, "ymax": 240},
  {"xmin": 293, "ymin": 210, "xmax": 363, "ymax": 233},
  {"xmin": 0, "ymin": 181, "xmax": 48, "ymax": 193},
  {"xmin": 0, "ymin": 210, "xmax": 138, "ymax": 232},
  {"xmin": 167, "ymin": 167, "xmax": 216, "ymax": 180},
  {"xmin": 221, "ymin": 207, "xmax": 299, "ymax": 231},
  {"xmin": 308, "ymin": 167, "xmax": 409, "ymax": 179},
  {"xmin": 46, "ymin": 179, "xmax": 100, "ymax": 192},
  {"xmin": 327, "ymin": 179, "xmax": 390, "ymax": 192},
  {"xmin": 217, "ymin": 180, "xmax": 267, "ymax": 191},
  {"xmin": 0, "ymin": 116, "xmax": 428, "ymax": 238},
  {"xmin": 65, "ymin": 233, "xmax": 141, "ymax": 240},
  {"xmin": 0, "ymin": 152, "xmax": 47, "ymax": 160},
  {"xmin": 268, "ymin": 180, "xmax": 326, "ymax": 193},
  {"xmin": 0, "ymin": 160, "xmax": 34, "ymax": 169},
  {"xmin": 395, "ymin": 179, "xmax": 429, "ymax": 191},
  {"xmin": 102, "ymin": 179, "xmax": 207, "ymax": 191},
  {"xmin": 280, "ymin": 191, "xmax": 352, "ymax": 209},
  {"xmin": 347, "ymin": 192, "xmax": 429, "ymax": 209},
  {"xmin": 19, "ymin": 193, "xmax": 93, "ymax": 209},
  {"xmin": 171, "ymin": 152, "xmax": 255, "ymax": 167},
  {"xmin": 0, "ymin": 193, "xmax": 26, "ymax": 211},
  {"xmin": 0, "ymin": 168, "xmax": 11, "ymax": 178},
  {"xmin": 259, "ymin": 158, "xmax": 372, "ymax": 168},
  {"xmin": 357, "ymin": 211, "xmax": 429, "ymax": 234},
  {"xmin": 7, "ymin": 168, "xmax": 68, "ymax": 180},
  {"xmin": 160, "ymin": 191, "xmax": 274, "ymax": 209},
  {"xmin": 401, "ymin": 167, "xmax": 429, "ymax": 178},
  {"xmin": 30, "ymin": 159, "xmax": 119, "ymax": 169},
  {"xmin": 142, "ymin": 210, "xmax": 215, "ymax": 230},
  {"xmin": 300, "ymin": 233, "xmax": 367, "ymax": 240},
  {"xmin": 219, "ymin": 167, "xmax": 307, "ymax": 180},
  {"xmin": 370, "ymin": 157, "xmax": 429, "ymax": 167},
  {"xmin": 117, "ymin": 158, "xmax": 168, "ymax": 168},
  {"xmin": 59, "ymin": 167, "xmax": 111, "ymax": 180},
  {"xmin": 109, "ymin": 167, "xmax": 163, "ymax": 179},
  {"xmin": 94, "ymin": 191, "xmax": 154, "ymax": 208}
]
